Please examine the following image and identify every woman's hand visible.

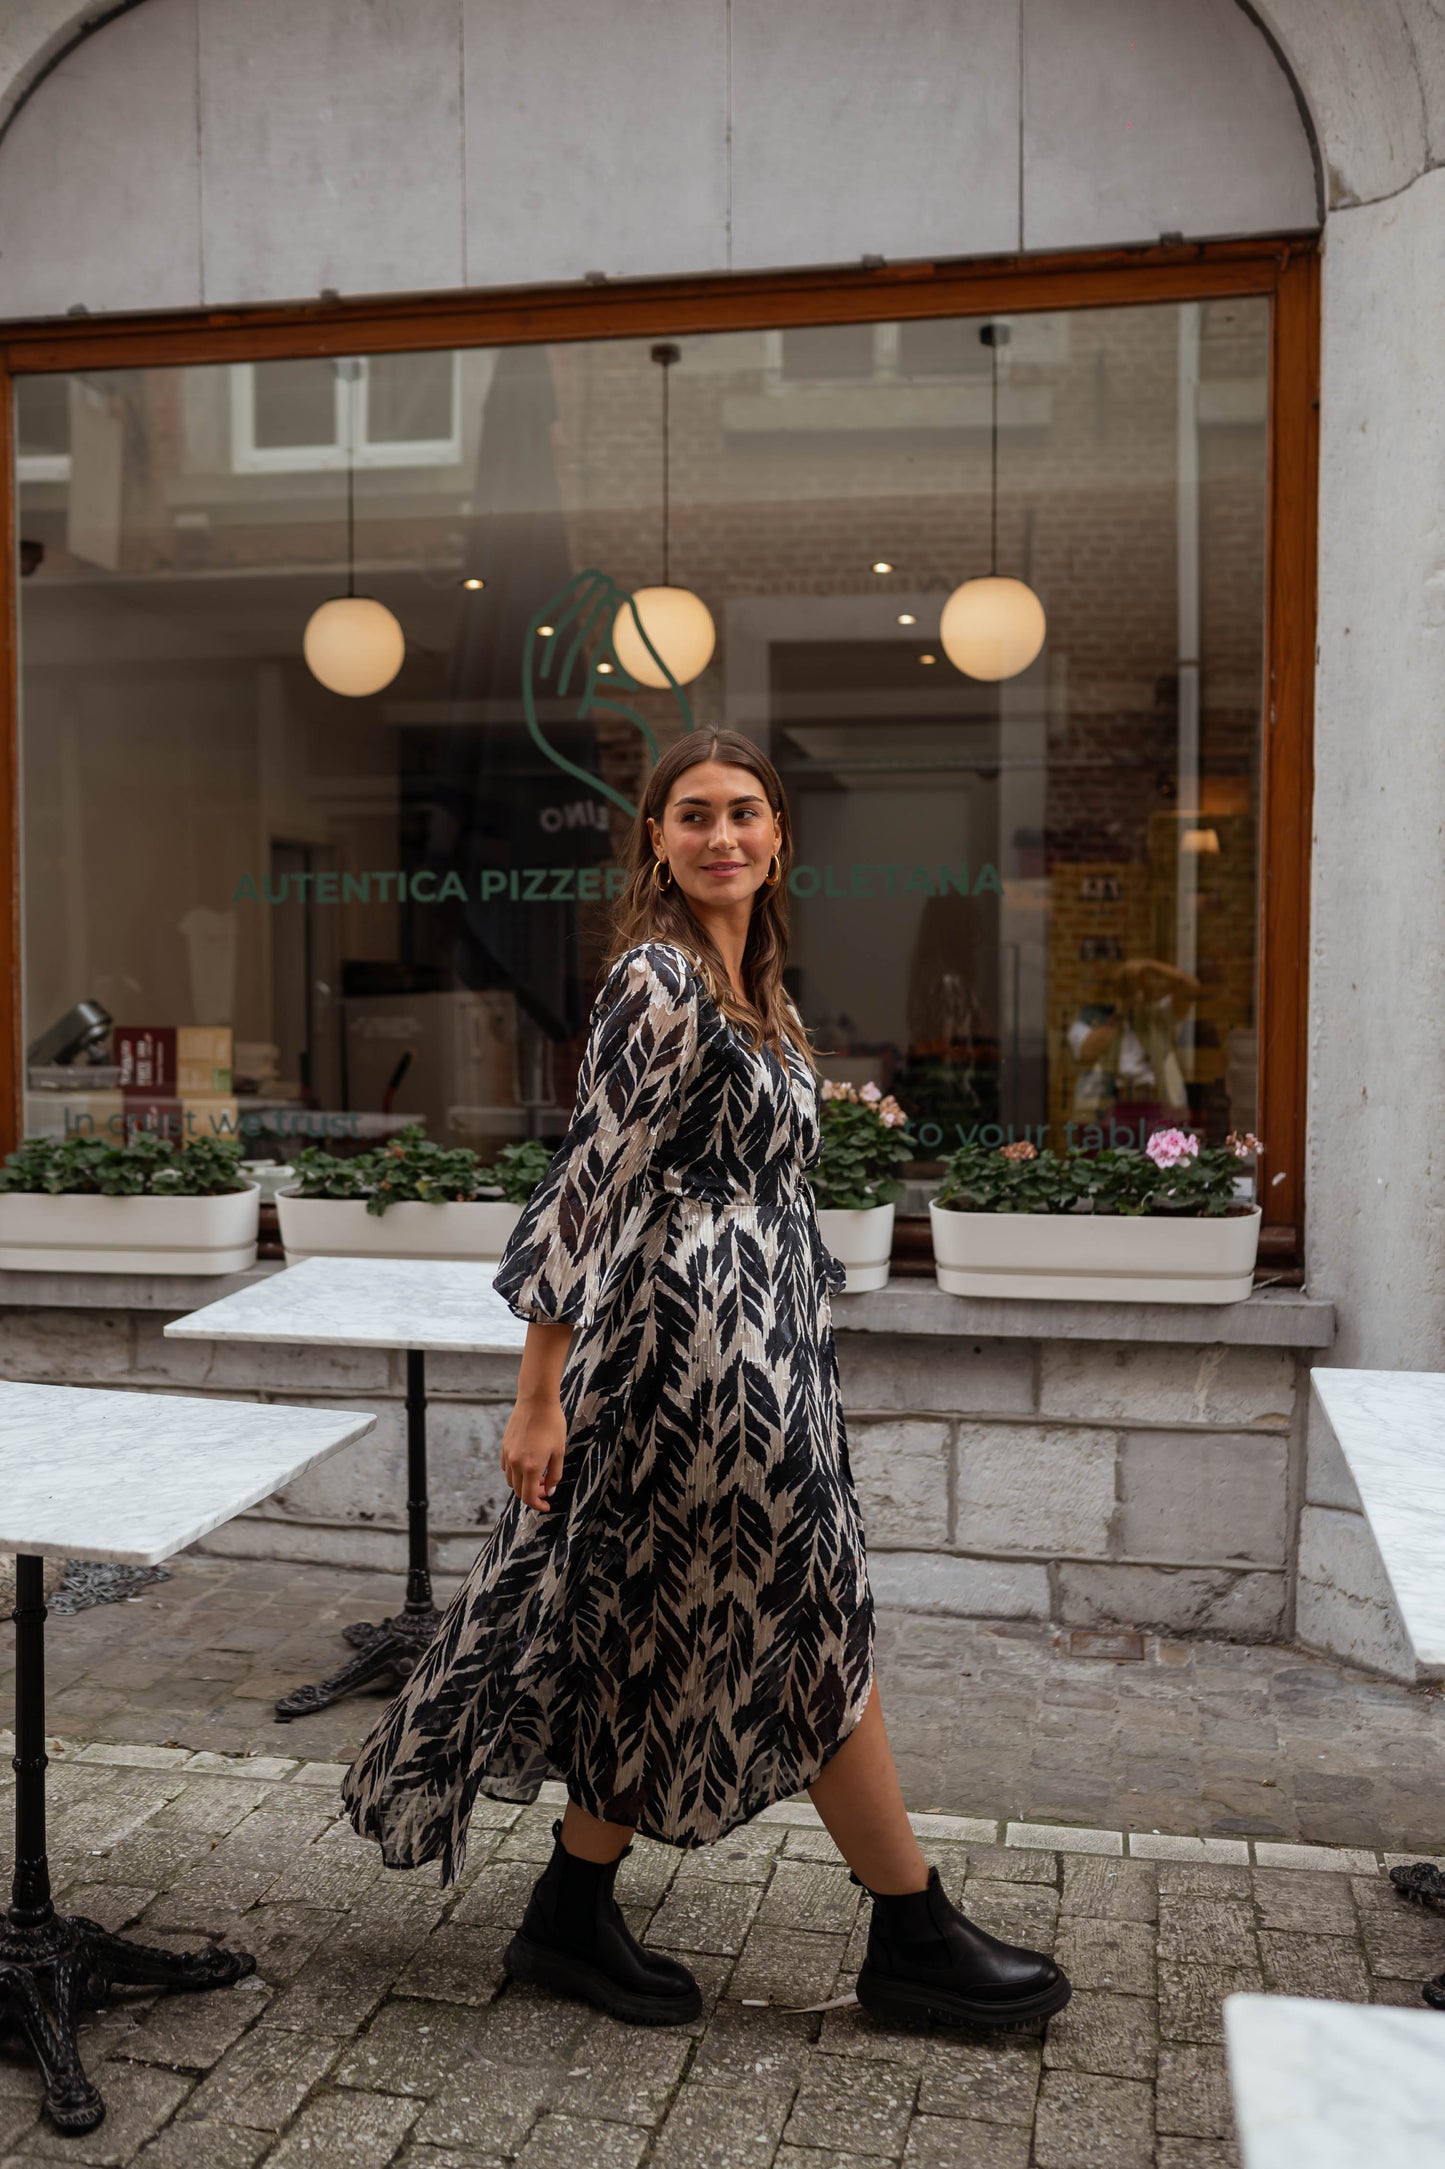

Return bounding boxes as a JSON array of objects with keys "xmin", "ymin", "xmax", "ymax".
[
  {"xmin": 500, "ymin": 1396, "xmax": 567, "ymax": 1512},
  {"xmin": 501, "ymin": 1320, "xmax": 575, "ymax": 1511}
]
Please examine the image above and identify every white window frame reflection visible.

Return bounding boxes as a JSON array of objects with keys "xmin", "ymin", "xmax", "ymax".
[
  {"xmin": 15, "ymin": 451, "xmax": 68, "ymax": 483},
  {"xmin": 15, "ymin": 372, "xmax": 75, "ymax": 483},
  {"xmin": 766, "ymin": 315, "xmax": 1072, "ymax": 391},
  {"xmin": 228, "ymin": 354, "xmax": 463, "ymax": 473}
]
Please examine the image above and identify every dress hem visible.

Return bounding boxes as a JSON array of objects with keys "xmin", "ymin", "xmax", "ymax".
[{"xmin": 351, "ymin": 1650, "xmax": 878, "ymax": 1882}]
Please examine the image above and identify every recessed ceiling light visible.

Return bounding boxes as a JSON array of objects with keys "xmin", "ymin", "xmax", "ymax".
[
  {"xmin": 919, "ymin": 653, "xmax": 937, "ymax": 665},
  {"xmin": 872, "ymin": 560, "xmax": 894, "ymax": 575},
  {"xmin": 460, "ymin": 576, "xmax": 486, "ymax": 591},
  {"xmin": 537, "ymin": 624, "xmax": 555, "ymax": 636},
  {"xmin": 897, "ymin": 613, "xmax": 916, "ymax": 626}
]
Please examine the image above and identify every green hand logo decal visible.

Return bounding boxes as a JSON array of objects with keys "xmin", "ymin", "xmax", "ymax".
[{"xmin": 522, "ymin": 569, "xmax": 696, "ymax": 820}]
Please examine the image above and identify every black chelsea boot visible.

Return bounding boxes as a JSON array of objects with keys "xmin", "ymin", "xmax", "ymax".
[
  {"xmin": 504, "ymin": 1819, "xmax": 702, "ymax": 2026},
  {"xmin": 855, "ymin": 1864, "xmax": 1072, "ymax": 2030}
]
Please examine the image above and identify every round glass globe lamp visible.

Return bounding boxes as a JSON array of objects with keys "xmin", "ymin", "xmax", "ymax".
[
  {"xmin": 612, "ymin": 586, "xmax": 716, "ymax": 689},
  {"xmin": 303, "ymin": 596, "xmax": 406, "ymax": 697},
  {"xmin": 939, "ymin": 577, "xmax": 1046, "ymax": 682}
]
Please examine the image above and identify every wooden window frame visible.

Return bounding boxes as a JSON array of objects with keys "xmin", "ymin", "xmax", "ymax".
[{"xmin": 0, "ymin": 235, "xmax": 1318, "ymax": 1260}]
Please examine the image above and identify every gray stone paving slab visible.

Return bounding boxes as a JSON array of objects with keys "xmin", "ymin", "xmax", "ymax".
[
  {"xmin": 1042, "ymin": 1990, "xmax": 1159, "ymax": 2081},
  {"xmin": 915, "ymin": 2036, "xmax": 1040, "ymax": 2125},
  {"xmin": 264, "ymin": 2089, "xmax": 420, "ymax": 2167},
  {"xmin": 650, "ymin": 2081, "xmax": 794, "ymax": 2169},
  {"xmin": 1155, "ymin": 2042, "xmax": 1234, "ymax": 2141},
  {"xmin": 902, "ymin": 2118, "xmax": 1032, "ymax": 2168},
  {"xmin": 1033, "ymin": 2067, "xmax": 1156, "ymax": 2169},
  {"xmin": 782, "ymin": 2061, "xmax": 918, "ymax": 2157},
  {"xmin": 1157, "ymin": 1961, "xmax": 1265, "ymax": 2044}
]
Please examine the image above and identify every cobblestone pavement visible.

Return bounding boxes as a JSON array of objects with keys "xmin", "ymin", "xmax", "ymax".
[
  {"xmin": 2, "ymin": 1740, "xmax": 1444, "ymax": 2169},
  {"xmin": 5, "ymin": 1554, "xmax": 1444, "ymax": 1852}
]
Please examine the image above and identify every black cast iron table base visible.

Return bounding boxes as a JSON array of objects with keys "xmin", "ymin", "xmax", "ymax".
[
  {"xmin": 274, "ymin": 1349, "xmax": 443, "ymax": 1722},
  {"xmin": 0, "ymin": 1908, "xmax": 254, "ymax": 2132},
  {"xmin": 1388, "ymin": 1860, "xmax": 1445, "ymax": 2008},
  {"xmin": 273, "ymin": 1602, "xmax": 442, "ymax": 1721},
  {"xmin": 5, "ymin": 1554, "xmax": 255, "ymax": 2133}
]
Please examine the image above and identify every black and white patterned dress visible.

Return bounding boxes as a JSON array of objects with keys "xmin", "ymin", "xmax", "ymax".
[{"xmin": 342, "ymin": 938, "xmax": 875, "ymax": 1873}]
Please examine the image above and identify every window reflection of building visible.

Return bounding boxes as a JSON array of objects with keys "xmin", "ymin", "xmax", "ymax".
[{"xmin": 16, "ymin": 298, "xmax": 1269, "ymax": 1166}]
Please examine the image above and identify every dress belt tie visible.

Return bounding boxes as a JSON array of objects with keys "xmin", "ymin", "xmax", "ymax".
[{"xmin": 647, "ymin": 1165, "xmax": 805, "ymax": 1208}]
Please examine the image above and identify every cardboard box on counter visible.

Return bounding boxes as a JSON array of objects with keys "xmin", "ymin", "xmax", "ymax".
[{"xmin": 117, "ymin": 1026, "xmax": 233, "ymax": 1096}]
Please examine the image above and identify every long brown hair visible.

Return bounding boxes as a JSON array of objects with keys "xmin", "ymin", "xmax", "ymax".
[{"xmin": 604, "ymin": 730, "xmax": 821, "ymax": 1077}]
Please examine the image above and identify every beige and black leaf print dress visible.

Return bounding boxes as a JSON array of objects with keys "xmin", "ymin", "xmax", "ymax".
[{"xmin": 342, "ymin": 937, "xmax": 876, "ymax": 1873}]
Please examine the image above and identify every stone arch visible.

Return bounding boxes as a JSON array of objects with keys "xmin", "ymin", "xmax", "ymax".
[{"xmin": 0, "ymin": 0, "xmax": 1334, "ymax": 321}]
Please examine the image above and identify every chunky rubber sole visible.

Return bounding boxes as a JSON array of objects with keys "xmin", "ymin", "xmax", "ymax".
[
  {"xmin": 855, "ymin": 1959, "xmax": 1073, "ymax": 2033},
  {"xmin": 503, "ymin": 1931, "xmax": 703, "ymax": 2027}
]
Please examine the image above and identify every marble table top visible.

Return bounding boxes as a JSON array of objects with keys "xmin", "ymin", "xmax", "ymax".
[
  {"xmin": 164, "ymin": 1256, "xmax": 530, "ymax": 1355},
  {"xmin": 0, "ymin": 1381, "xmax": 376, "ymax": 1566},
  {"xmin": 1224, "ymin": 1993, "xmax": 1445, "ymax": 2168},
  {"xmin": 1310, "ymin": 1367, "xmax": 1445, "ymax": 1670}
]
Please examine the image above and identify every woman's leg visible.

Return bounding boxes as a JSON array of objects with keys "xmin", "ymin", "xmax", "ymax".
[
  {"xmin": 560, "ymin": 1798, "xmax": 635, "ymax": 1862},
  {"xmin": 807, "ymin": 1680, "xmax": 929, "ymax": 1894},
  {"xmin": 508, "ymin": 1797, "xmax": 700, "ymax": 2024},
  {"xmin": 809, "ymin": 1679, "xmax": 1071, "ymax": 2028}
]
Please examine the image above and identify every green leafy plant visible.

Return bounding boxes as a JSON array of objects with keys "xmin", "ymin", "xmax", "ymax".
[
  {"xmin": 285, "ymin": 1125, "xmax": 556, "ymax": 1217},
  {"xmin": 934, "ymin": 1129, "xmax": 1262, "ymax": 1219},
  {"xmin": 488, "ymin": 1138, "xmax": 556, "ymax": 1206},
  {"xmin": 0, "ymin": 1132, "xmax": 249, "ymax": 1197},
  {"xmin": 935, "ymin": 1140, "xmax": 1077, "ymax": 1215},
  {"xmin": 288, "ymin": 1126, "xmax": 492, "ymax": 1217},
  {"xmin": 807, "ymin": 1082, "xmax": 916, "ymax": 1211}
]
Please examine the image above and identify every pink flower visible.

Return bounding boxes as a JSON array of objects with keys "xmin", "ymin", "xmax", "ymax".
[
  {"xmin": 1146, "ymin": 1128, "xmax": 1199, "ymax": 1169},
  {"xmin": 860, "ymin": 1081, "xmax": 882, "ymax": 1103}
]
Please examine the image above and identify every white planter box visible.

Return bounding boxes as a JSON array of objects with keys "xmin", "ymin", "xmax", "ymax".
[
  {"xmin": 277, "ymin": 1190, "xmax": 523, "ymax": 1263},
  {"xmin": 816, "ymin": 1202, "xmax": 895, "ymax": 1293},
  {"xmin": 929, "ymin": 1200, "xmax": 1263, "ymax": 1304},
  {"xmin": 0, "ymin": 1186, "xmax": 260, "ymax": 1275}
]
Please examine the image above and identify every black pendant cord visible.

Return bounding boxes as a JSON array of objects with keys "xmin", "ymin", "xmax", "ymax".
[
  {"xmin": 989, "ymin": 324, "xmax": 999, "ymax": 579},
  {"xmin": 661, "ymin": 353, "xmax": 671, "ymax": 587},
  {"xmin": 652, "ymin": 341, "xmax": 681, "ymax": 590},
  {"xmin": 346, "ymin": 361, "xmax": 357, "ymax": 601}
]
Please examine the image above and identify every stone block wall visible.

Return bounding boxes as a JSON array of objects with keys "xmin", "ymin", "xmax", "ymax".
[
  {"xmin": 0, "ymin": 1300, "xmax": 1313, "ymax": 1644},
  {"xmin": 842, "ymin": 1335, "xmax": 1300, "ymax": 1641}
]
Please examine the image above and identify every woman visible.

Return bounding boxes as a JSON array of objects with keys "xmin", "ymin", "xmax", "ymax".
[{"xmin": 342, "ymin": 728, "xmax": 1070, "ymax": 2035}]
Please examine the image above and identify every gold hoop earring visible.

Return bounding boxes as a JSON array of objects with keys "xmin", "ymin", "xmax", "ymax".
[
  {"xmin": 763, "ymin": 852, "xmax": 782, "ymax": 889},
  {"xmin": 651, "ymin": 856, "xmax": 673, "ymax": 890}
]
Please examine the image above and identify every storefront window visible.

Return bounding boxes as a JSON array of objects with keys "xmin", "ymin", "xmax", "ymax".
[{"xmin": 14, "ymin": 297, "xmax": 1268, "ymax": 1167}]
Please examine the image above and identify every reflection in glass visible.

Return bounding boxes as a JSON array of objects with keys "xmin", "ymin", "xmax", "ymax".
[{"xmin": 15, "ymin": 298, "xmax": 1268, "ymax": 1174}]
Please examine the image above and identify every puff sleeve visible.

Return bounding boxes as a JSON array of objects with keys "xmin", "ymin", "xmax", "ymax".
[{"xmin": 491, "ymin": 941, "xmax": 700, "ymax": 1329}]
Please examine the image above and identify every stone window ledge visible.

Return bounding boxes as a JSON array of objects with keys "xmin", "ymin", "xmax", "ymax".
[
  {"xmin": 835, "ymin": 1283, "xmax": 1333, "ymax": 1346},
  {"xmin": 0, "ymin": 1263, "xmax": 1334, "ymax": 1348}
]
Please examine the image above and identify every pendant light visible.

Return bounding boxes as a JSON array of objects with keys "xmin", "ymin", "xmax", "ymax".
[
  {"xmin": 612, "ymin": 342, "xmax": 716, "ymax": 689},
  {"xmin": 303, "ymin": 359, "xmax": 406, "ymax": 698},
  {"xmin": 940, "ymin": 322, "xmax": 1047, "ymax": 683}
]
